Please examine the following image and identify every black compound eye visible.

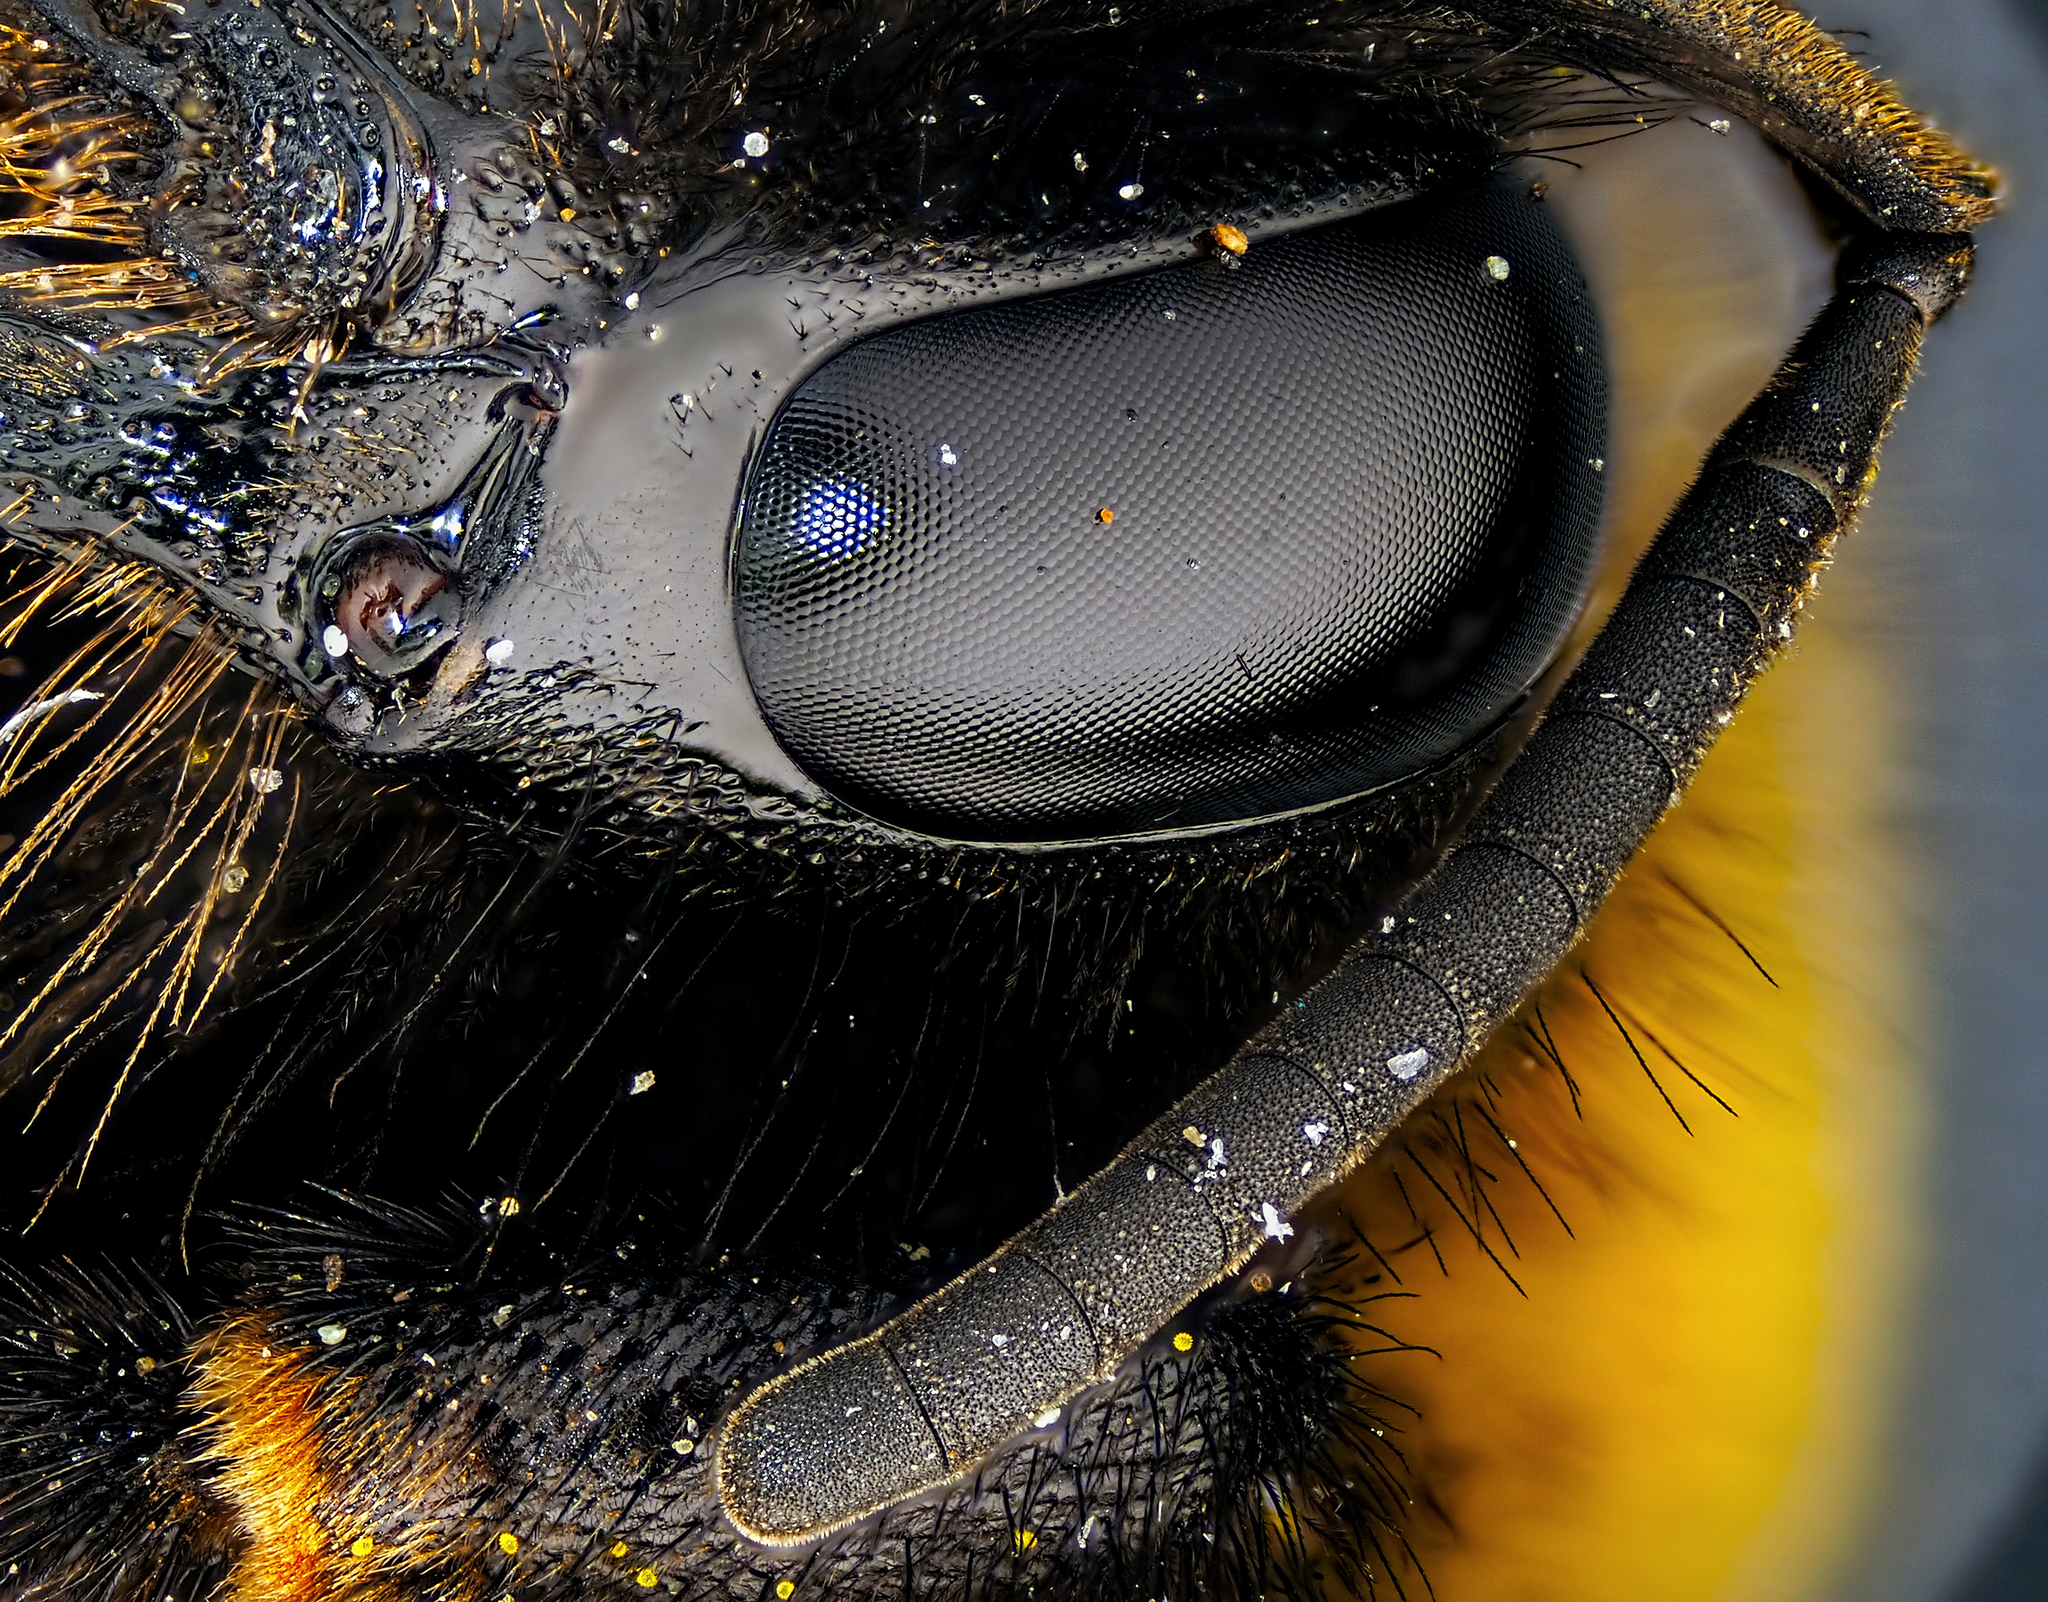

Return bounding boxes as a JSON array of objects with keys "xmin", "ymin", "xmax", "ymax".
[{"xmin": 734, "ymin": 181, "xmax": 1606, "ymax": 842}]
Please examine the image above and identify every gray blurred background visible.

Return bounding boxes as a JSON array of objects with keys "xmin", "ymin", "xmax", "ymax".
[{"xmin": 1806, "ymin": 3, "xmax": 2048, "ymax": 1598}]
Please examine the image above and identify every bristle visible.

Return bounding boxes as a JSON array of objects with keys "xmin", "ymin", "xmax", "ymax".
[
  {"xmin": 0, "ymin": 551, "xmax": 315, "ymax": 1215},
  {"xmin": 0, "ymin": 1260, "xmax": 233, "ymax": 1601}
]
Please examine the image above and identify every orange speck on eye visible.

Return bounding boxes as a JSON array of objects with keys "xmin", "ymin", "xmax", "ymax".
[
  {"xmin": 1095, "ymin": 507, "xmax": 1114, "ymax": 524},
  {"xmin": 498, "ymin": 1532, "xmax": 520, "ymax": 1556},
  {"xmin": 1209, "ymin": 223, "xmax": 1248, "ymax": 255}
]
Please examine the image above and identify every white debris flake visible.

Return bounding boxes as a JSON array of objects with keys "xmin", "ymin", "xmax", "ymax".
[
  {"xmin": 743, "ymin": 130, "xmax": 770, "ymax": 158},
  {"xmin": 629, "ymin": 1070, "xmax": 657, "ymax": 1096},
  {"xmin": 317, "ymin": 1324, "xmax": 348, "ymax": 1346},
  {"xmin": 0, "ymin": 689, "xmax": 101, "ymax": 752},
  {"xmin": 1386, "ymin": 1047, "xmax": 1430, "ymax": 1082},
  {"xmin": 1301, "ymin": 1120, "xmax": 1329, "ymax": 1147},
  {"xmin": 322, "ymin": 624, "xmax": 349, "ymax": 657},
  {"xmin": 1260, "ymin": 1202, "xmax": 1294, "ymax": 1243},
  {"xmin": 485, "ymin": 638, "xmax": 516, "ymax": 667},
  {"xmin": 1483, "ymin": 254, "xmax": 1511, "ymax": 280},
  {"xmin": 247, "ymin": 766, "xmax": 285, "ymax": 794}
]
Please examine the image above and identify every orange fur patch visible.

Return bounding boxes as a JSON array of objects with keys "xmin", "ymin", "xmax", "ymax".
[
  {"xmin": 192, "ymin": 1316, "xmax": 360, "ymax": 1602},
  {"xmin": 191, "ymin": 1314, "xmax": 521, "ymax": 1602}
]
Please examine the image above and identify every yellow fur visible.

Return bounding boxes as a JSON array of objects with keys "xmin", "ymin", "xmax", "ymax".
[{"xmin": 1316, "ymin": 524, "xmax": 1911, "ymax": 1597}]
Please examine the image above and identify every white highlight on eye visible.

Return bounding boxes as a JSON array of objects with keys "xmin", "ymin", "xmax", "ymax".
[
  {"xmin": 1386, "ymin": 1047, "xmax": 1430, "ymax": 1081},
  {"xmin": 1260, "ymin": 1203, "xmax": 1294, "ymax": 1242},
  {"xmin": 792, "ymin": 475, "xmax": 888, "ymax": 561}
]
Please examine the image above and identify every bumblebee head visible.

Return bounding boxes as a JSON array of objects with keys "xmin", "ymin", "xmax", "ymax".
[{"xmin": 0, "ymin": 0, "xmax": 1633, "ymax": 904}]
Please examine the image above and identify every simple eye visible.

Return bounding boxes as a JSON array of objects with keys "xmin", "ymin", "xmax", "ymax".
[
  {"xmin": 735, "ymin": 185, "xmax": 1604, "ymax": 840},
  {"xmin": 322, "ymin": 534, "xmax": 461, "ymax": 671}
]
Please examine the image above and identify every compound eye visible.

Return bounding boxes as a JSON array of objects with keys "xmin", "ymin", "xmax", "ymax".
[
  {"xmin": 322, "ymin": 536, "xmax": 462, "ymax": 673},
  {"xmin": 734, "ymin": 182, "xmax": 1606, "ymax": 843}
]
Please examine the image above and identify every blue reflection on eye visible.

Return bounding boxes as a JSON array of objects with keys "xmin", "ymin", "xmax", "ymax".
[{"xmin": 793, "ymin": 475, "xmax": 889, "ymax": 561}]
